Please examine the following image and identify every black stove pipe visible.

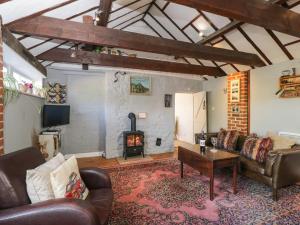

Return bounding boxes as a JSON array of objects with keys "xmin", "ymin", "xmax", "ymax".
[{"xmin": 128, "ymin": 113, "xmax": 136, "ymax": 131}]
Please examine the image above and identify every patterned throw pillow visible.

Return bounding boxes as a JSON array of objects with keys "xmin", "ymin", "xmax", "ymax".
[
  {"xmin": 223, "ymin": 130, "xmax": 239, "ymax": 151},
  {"xmin": 216, "ymin": 128, "xmax": 227, "ymax": 149},
  {"xmin": 241, "ymin": 137, "xmax": 273, "ymax": 163},
  {"xmin": 50, "ymin": 156, "xmax": 89, "ymax": 200},
  {"xmin": 26, "ymin": 153, "xmax": 65, "ymax": 203}
]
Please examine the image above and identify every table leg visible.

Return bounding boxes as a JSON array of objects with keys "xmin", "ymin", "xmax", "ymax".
[
  {"xmin": 210, "ymin": 170, "xmax": 214, "ymax": 201},
  {"xmin": 180, "ymin": 161, "xmax": 183, "ymax": 178},
  {"xmin": 233, "ymin": 161, "xmax": 238, "ymax": 194}
]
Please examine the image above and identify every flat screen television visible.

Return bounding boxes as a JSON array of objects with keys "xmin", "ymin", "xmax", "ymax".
[{"xmin": 43, "ymin": 105, "xmax": 70, "ymax": 128}]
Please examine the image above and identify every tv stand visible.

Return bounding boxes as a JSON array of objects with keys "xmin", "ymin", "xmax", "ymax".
[{"xmin": 39, "ymin": 130, "xmax": 62, "ymax": 159}]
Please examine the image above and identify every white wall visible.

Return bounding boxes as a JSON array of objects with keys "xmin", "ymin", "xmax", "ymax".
[
  {"xmin": 105, "ymin": 72, "xmax": 202, "ymax": 158},
  {"xmin": 202, "ymin": 77, "xmax": 227, "ymax": 132},
  {"xmin": 46, "ymin": 68, "xmax": 106, "ymax": 155},
  {"xmin": 202, "ymin": 59, "xmax": 300, "ymax": 136},
  {"xmin": 4, "ymin": 94, "xmax": 44, "ymax": 153},
  {"xmin": 250, "ymin": 59, "xmax": 300, "ymax": 136}
]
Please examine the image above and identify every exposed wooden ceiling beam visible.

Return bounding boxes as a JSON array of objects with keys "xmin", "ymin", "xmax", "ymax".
[
  {"xmin": 8, "ymin": 16, "xmax": 264, "ymax": 67},
  {"xmin": 199, "ymin": 21, "xmax": 242, "ymax": 45},
  {"xmin": 1, "ymin": 26, "xmax": 47, "ymax": 76},
  {"xmin": 6, "ymin": 0, "xmax": 77, "ymax": 25},
  {"xmin": 37, "ymin": 48, "xmax": 226, "ymax": 77},
  {"xmin": 0, "ymin": 0, "xmax": 10, "ymax": 4},
  {"xmin": 167, "ymin": 0, "xmax": 300, "ymax": 38},
  {"xmin": 97, "ymin": 0, "xmax": 112, "ymax": 26}
]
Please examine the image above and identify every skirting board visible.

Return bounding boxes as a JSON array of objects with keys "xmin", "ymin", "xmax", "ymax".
[{"xmin": 64, "ymin": 151, "xmax": 104, "ymax": 159}]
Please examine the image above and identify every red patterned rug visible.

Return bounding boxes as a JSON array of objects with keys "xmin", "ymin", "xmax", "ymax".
[{"xmin": 108, "ymin": 159, "xmax": 300, "ymax": 225}]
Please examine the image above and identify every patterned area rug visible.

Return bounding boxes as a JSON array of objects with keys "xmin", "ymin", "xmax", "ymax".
[
  {"xmin": 116, "ymin": 155, "xmax": 153, "ymax": 165},
  {"xmin": 108, "ymin": 159, "xmax": 300, "ymax": 225}
]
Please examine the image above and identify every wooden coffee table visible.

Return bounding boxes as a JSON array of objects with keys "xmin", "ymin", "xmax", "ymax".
[{"xmin": 178, "ymin": 142, "xmax": 240, "ymax": 201}]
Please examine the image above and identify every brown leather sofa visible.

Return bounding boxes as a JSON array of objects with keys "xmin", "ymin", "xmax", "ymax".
[
  {"xmin": 0, "ymin": 147, "xmax": 113, "ymax": 225},
  {"xmin": 197, "ymin": 133, "xmax": 300, "ymax": 201}
]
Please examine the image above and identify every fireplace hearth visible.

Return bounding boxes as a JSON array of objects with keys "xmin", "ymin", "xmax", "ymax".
[{"xmin": 123, "ymin": 113, "xmax": 144, "ymax": 160}]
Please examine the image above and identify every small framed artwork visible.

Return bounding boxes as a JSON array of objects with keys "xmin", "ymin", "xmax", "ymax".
[
  {"xmin": 230, "ymin": 79, "xmax": 240, "ymax": 103},
  {"xmin": 232, "ymin": 105, "xmax": 240, "ymax": 114},
  {"xmin": 165, "ymin": 94, "xmax": 172, "ymax": 107},
  {"xmin": 130, "ymin": 76, "xmax": 151, "ymax": 95}
]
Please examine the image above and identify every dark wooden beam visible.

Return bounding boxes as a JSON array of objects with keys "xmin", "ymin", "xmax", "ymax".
[
  {"xmin": 6, "ymin": 0, "xmax": 77, "ymax": 25},
  {"xmin": 97, "ymin": 0, "xmax": 113, "ymax": 26},
  {"xmin": 237, "ymin": 26, "xmax": 272, "ymax": 65},
  {"xmin": 199, "ymin": 21, "xmax": 242, "ymax": 45},
  {"xmin": 265, "ymin": 29, "xmax": 294, "ymax": 60},
  {"xmin": 110, "ymin": 2, "xmax": 151, "ymax": 23},
  {"xmin": 37, "ymin": 48, "xmax": 226, "ymax": 77},
  {"xmin": 2, "ymin": 26, "xmax": 47, "ymax": 76},
  {"xmin": 167, "ymin": 0, "xmax": 300, "ymax": 38},
  {"xmin": 0, "ymin": 0, "xmax": 10, "ymax": 4},
  {"xmin": 9, "ymin": 16, "xmax": 264, "ymax": 66}
]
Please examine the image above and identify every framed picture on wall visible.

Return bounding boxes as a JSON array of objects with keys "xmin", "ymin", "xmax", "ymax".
[
  {"xmin": 130, "ymin": 76, "xmax": 151, "ymax": 95},
  {"xmin": 165, "ymin": 94, "xmax": 172, "ymax": 107},
  {"xmin": 230, "ymin": 79, "xmax": 240, "ymax": 103}
]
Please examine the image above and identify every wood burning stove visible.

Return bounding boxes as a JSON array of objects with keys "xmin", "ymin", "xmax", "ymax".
[{"xmin": 123, "ymin": 113, "xmax": 144, "ymax": 160}]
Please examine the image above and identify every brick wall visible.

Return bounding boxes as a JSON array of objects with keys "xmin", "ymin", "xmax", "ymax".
[
  {"xmin": 227, "ymin": 71, "xmax": 250, "ymax": 135},
  {"xmin": 0, "ymin": 22, "xmax": 3, "ymax": 155}
]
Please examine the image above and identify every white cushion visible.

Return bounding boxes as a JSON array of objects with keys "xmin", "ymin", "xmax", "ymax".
[
  {"xmin": 50, "ymin": 156, "xmax": 89, "ymax": 200},
  {"xmin": 26, "ymin": 153, "xmax": 65, "ymax": 203},
  {"xmin": 267, "ymin": 132, "xmax": 296, "ymax": 150}
]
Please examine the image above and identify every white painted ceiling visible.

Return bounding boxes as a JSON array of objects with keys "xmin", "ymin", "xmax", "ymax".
[{"xmin": 1, "ymin": 0, "xmax": 300, "ymax": 76}]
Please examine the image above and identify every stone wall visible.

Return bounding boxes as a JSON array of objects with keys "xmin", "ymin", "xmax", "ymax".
[
  {"xmin": 105, "ymin": 72, "xmax": 202, "ymax": 158},
  {"xmin": 227, "ymin": 71, "xmax": 249, "ymax": 135}
]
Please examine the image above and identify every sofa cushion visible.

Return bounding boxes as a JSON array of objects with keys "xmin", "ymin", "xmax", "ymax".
[
  {"xmin": 26, "ymin": 153, "xmax": 65, "ymax": 203},
  {"xmin": 267, "ymin": 132, "xmax": 296, "ymax": 150},
  {"xmin": 241, "ymin": 137, "xmax": 273, "ymax": 163},
  {"xmin": 236, "ymin": 135, "xmax": 247, "ymax": 152},
  {"xmin": 87, "ymin": 189, "xmax": 113, "ymax": 225},
  {"xmin": 240, "ymin": 156, "xmax": 265, "ymax": 175},
  {"xmin": 50, "ymin": 156, "xmax": 89, "ymax": 200},
  {"xmin": 223, "ymin": 130, "xmax": 239, "ymax": 151},
  {"xmin": 216, "ymin": 128, "xmax": 227, "ymax": 149}
]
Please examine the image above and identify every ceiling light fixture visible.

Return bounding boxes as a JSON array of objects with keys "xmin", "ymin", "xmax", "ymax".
[
  {"xmin": 199, "ymin": 31, "xmax": 205, "ymax": 38},
  {"xmin": 94, "ymin": 10, "xmax": 103, "ymax": 23}
]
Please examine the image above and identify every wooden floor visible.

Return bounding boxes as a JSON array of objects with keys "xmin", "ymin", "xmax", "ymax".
[{"xmin": 77, "ymin": 151, "xmax": 177, "ymax": 169}]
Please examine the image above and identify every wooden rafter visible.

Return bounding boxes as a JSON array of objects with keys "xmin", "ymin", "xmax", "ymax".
[
  {"xmin": 198, "ymin": 11, "xmax": 240, "ymax": 71},
  {"xmin": 110, "ymin": 2, "xmax": 151, "ymax": 23},
  {"xmin": 145, "ymin": 5, "xmax": 216, "ymax": 67},
  {"xmin": 152, "ymin": 3, "xmax": 193, "ymax": 43},
  {"xmin": 0, "ymin": 0, "xmax": 10, "ymax": 4},
  {"xmin": 199, "ymin": 21, "xmax": 242, "ymax": 45},
  {"xmin": 97, "ymin": 0, "xmax": 113, "ymax": 26},
  {"xmin": 2, "ymin": 25, "xmax": 47, "ymax": 76},
  {"xmin": 196, "ymin": 0, "xmax": 293, "ymax": 63},
  {"xmin": 8, "ymin": 16, "xmax": 264, "ymax": 66},
  {"xmin": 6, "ymin": 0, "xmax": 77, "ymax": 25},
  {"xmin": 167, "ymin": 0, "xmax": 300, "ymax": 38},
  {"xmin": 237, "ymin": 26, "xmax": 272, "ymax": 65},
  {"xmin": 37, "ymin": 48, "xmax": 226, "ymax": 77}
]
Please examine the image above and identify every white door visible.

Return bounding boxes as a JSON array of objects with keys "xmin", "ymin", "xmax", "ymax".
[
  {"xmin": 175, "ymin": 92, "xmax": 207, "ymax": 144},
  {"xmin": 193, "ymin": 92, "xmax": 207, "ymax": 136},
  {"xmin": 175, "ymin": 93, "xmax": 194, "ymax": 143}
]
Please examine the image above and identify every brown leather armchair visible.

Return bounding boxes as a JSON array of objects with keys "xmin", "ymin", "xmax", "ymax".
[
  {"xmin": 200, "ymin": 133, "xmax": 300, "ymax": 201},
  {"xmin": 0, "ymin": 147, "xmax": 113, "ymax": 225}
]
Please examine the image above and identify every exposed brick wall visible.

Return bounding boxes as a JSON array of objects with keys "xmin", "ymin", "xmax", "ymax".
[
  {"xmin": 0, "ymin": 21, "xmax": 3, "ymax": 155},
  {"xmin": 227, "ymin": 71, "xmax": 250, "ymax": 135}
]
